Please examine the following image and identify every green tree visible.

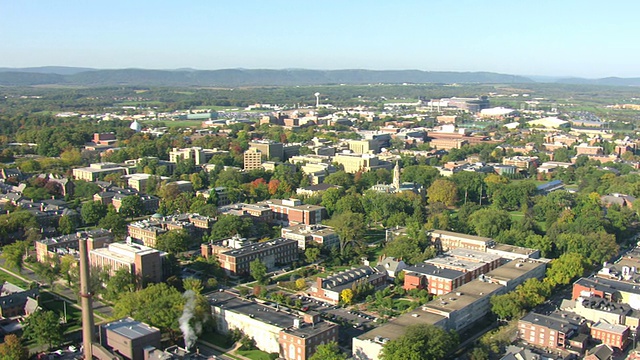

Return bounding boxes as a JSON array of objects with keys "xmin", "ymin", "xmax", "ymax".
[
  {"xmin": 183, "ymin": 278, "xmax": 204, "ymax": 294},
  {"xmin": 114, "ymin": 283, "xmax": 184, "ymax": 341},
  {"xmin": 427, "ymin": 179, "xmax": 458, "ymax": 206},
  {"xmin": 58, "ymin": 215, "xmax": 78, "ymax": 235},
  {"xmin": 380, "ymin": 324, "xmax": 459, "ymax": 360},
  {"xmin": 305, "ymin": 247, "xmax": 321, "ymax": 263},
  {"xmin": 119, "ymin": 195, "xmax": 144, "ymax": 219},
  {"xmin": 1, "ymin": 241, "xmax": 29, "ymax": 273},
  {"xmin": 22, "ymin": 310, "xmax": 64, "ymax": 350},
  {"xmin": 0, "ymin": 334, "xmax": 29, "ymax": 360},
  {"xmin": 250, "ymin": 259, "xmax": 269, "ymax": 284},
  {"xmin": 156, "ymin": 229, "xmax": 190, "ymax": 254},
  {"xmin": 468, "ymin": 208, "xmax": 512, "ymax": 238},
  {"xmin": 209, "ymin": 215, "xmax": 253, "ymax": 240},
  {"xmin": 104, "ymin": 268, "xmax": 137, "ymax": 301},
  {"xmin": 98, "ymin": 211, "xmax": 127, "ymax": 238},
  {"xmin": 545, "ymin": 253, "xmax": 587, "ymax": 287},
  {"xmin": 309, "ymin": 341, "xmax": 347, "ymax": 360},
  {"xmin": 327, "ymin": 211, "xmax": 366, "ymax": 256},
  {"xmin": 81, "ymin": 200, "xmax": 107, "ymax": 226}
]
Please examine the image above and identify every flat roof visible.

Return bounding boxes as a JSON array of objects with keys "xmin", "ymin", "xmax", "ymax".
[
  {"xmin": 592, "ymin": 321, "xmax": 628, "ymax": 334},
  {"xmin": 425, "ymin": 256, "xmax": 487, "ymax": 272},
  {"xmin": 102, "ymin": 317, "xmax": 160, "ymax": 339},
  {"xmin": 222, "ymin": 238, "xmax": 297, "ymax": 258},
  {"xmin": 520, "ymin": 312, "xmax": 581, "ymax": 332},
  {"xmin": 490, "ymin": 243, "xmax": 538, "ymax": 255},
  {"xmin": 209, "ymin": 291, "xmax": 334, "ymax": 337},
  {"xmin": 428, "ymin": 229, "xmax": 493, "ymax": 244},
  {"xmin": 485, "ymin": 260, "xmax": 545, "ymax": 283},
  {"xmin": 423, "ymin": 280, "xmax": 503, "ymax": 314},
  {"xmin": 357, "ymin": 308, "xmax": 447, "ymax": 342},
  {"xmin": 449, "ymin": 248, "xmax": 501, "ymax": 263},
  {"xmin": 576, "ymin": 276, "xmax": 640, "ymax": 296},
  {"xmin": 404, "ymin": 263, "xmax": 464, "ymax": 280}
]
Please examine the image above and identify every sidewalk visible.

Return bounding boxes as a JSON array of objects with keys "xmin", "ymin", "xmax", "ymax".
[{"xmin": 196, "ymin": 339, "xmax": 252, "ymax": 360}]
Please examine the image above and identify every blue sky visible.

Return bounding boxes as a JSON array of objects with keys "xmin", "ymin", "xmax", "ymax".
[{"xmin": 1, "ymin": 0, "xmax": 638, "ymax": 78}]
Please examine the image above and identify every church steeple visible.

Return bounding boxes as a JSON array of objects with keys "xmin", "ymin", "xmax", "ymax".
[{"xmin": 393, "ymin": 160, "xmax": 400, "ymax": 190}]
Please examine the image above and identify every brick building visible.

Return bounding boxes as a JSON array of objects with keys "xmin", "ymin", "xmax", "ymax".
[
  {"xmin": 201, "ymin": 236, "xmax": 298, "ymax": 276},
  {"xmin": 310, "ymin": 266, "xmax": 387, "ymax": 305},
  {"xmin": 518, "ymin": 311, "xmax": 584, "ymax": 350},
  {"xmin": 100, "ymin": 318, "xmax": 162, "ymax": 360},
  {"xmin": 591, "ymin": 321, "xmax": 629, "ymax": 350},
  {"xmin": 428, "ymin": 230, "xmax": 495, "ymax": 253},
  {"xmin": 35, "ymin": 229, "xmax": 114, "ymax": 262},
  {"xmin": 90, "ymin": 242, "xmax": 166, "ymax": 285},
  {"xmin": 403, "ymin": 263, "xmax": 465, "ymax": 295},
  {"xmin": 258, "ymin": 199, "xmax": 325, "ymax": 226},
  {"xmin": 281, "ymin": 224, "xmax": 339, "ymax": 250}
]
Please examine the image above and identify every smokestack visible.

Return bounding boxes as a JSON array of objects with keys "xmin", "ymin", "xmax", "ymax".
[{"xmin": 79, "ymin": 238, "xmax": 95, "ymax": 360}]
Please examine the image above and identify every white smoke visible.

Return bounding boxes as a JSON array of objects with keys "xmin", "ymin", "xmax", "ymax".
[{"xmin": 180, "ymin": 290, "xmax": 202, "ymax": 351}]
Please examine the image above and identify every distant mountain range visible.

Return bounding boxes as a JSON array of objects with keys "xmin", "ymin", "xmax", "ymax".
[{"xmin": 0, "ymin": 67, "xmax": 638, "ymax": 87}]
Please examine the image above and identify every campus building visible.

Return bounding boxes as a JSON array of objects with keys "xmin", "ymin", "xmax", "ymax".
[
  {"xmin": 208, "ymin": 291, "xmax": 338, "ymax": 360},
  {"xmin": 258, "ymin": 199, "xmax": 325, "ymax": 226},
  {"xmin": 72, "ymin": 163, "xmax": 130, "ymax": 182},
  {"xmin": 200, "ymin": 236, "xmax": 298, "ymax": 276},
  {"xmin": 100, "ymin": 318, "xmax": 162, "ymax": 360},
  {"xmin": 309, "ymin": 266, "xmax": 387, "ymax": 305},
  {"xmin": 428, "ymin": 230, "xmax": 495, "ymax": 253},
  {"xmin": 281, "ymin": 224, "xmax": 339, "ymax": 250},
  {"xmin": 89, "ymin": 242, "xmax": 166, "ymax": 284},
  {"xmin": 35, "ymin": 229, "xmax": 114, "ymax": 262}
]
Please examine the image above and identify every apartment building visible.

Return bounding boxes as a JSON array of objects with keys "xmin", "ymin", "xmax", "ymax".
[
  {"xmin": 90, "ymin": 242, "xmax": 165, "ymax": 284},
  {"xmin": 518, "ymin": 311, "xmax": 584, "ymax": 350},
  {"xmin": 403, "ymin": 263, "xmax": 466, "ymax": 295},
  {"xmin": 502, "ymin": 156, "xmax": 539, "ymax": 169},
  {"xmin": 249, "ymin": 140, "xmax": 284, "ymax": 161},
  {"xmin": 217, "ymin": 203, "xmax": 273, "ymax": 222},
  {"xmin": 591, "ymin": 321, "xmax": 629, "ymax": 350},
  {"xmin": 243, "ymin": 148, "xmax": 263, "ymax": 170}
]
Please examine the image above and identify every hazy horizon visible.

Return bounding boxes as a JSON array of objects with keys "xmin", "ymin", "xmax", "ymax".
[{"xmin": 2, "ymin": 0, "xmax": 638, "ymax": 78}]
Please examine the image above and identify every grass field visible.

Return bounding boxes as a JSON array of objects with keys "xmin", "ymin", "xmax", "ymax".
[
  {"xmin": 140, "ymin": 119, "xmax": 205, "ymax": 128},
  {"xmin": 39, "ymin": 292, "xmax": 83, "ymax": 332},
  {"xmin": 237, "ymin": 349, "xmax": 276, "ymax": 360},
  {"xmin": 0, "ymin": 270, "xmax": 29, "ymax": 289},
  {"xmin": 200, "ymin": 331, "xmax": 234, "ymax": 349}
]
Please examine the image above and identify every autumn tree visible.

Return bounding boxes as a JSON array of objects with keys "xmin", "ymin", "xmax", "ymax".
[
  {"xmin": 340, "ymin": 289, "xmax": 354, "ymax": 305},
  {"xmin": 0, "ymin": 334, "xmax": 28, "ymax": 360},
  {"xmin": 427, "ymin": 179, "xmax": 458, "ymax": 207}
]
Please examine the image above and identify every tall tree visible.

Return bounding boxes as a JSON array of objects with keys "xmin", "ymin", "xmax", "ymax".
[
  {"xmin": 309, "ymin": 341, "xmax": 347, "ymax": 360},
  {"xmin": 119, "ymin": 195, "xmax": 143, "ymax": 219},
  {"xmin": 22, "ymin": 310, "xmax": 64, "ymax": 350},
  {"xmin": 327, "ymin": 211, "xmax": 366, "ymax": 256},
  {"xmin": 380, "ymin": 324, "xmax": 459, "ymax": 360},
  {"xmin": 1, "ymin": 241, "xmax": 29, "ymax": 273},
  {"xmin": 156, "ymin": 229, "xmax": 190, "ymax": 254},
  {"xmin": 468, "ymin": 208, "xmax": 512, "ymax": 238},
  {"xmin": 250, "ymin": 259, "xmax": 269, "ymax": 285},
  {"xmin": 427, "ymin": 179, "xmax": 458, "ymax": 207},
  {"xmin": 81, "ymin": 200, "xmax": 107, "ymax": 226}
]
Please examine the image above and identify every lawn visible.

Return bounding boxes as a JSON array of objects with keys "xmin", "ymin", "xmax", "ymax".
[
  {"xmin": 200, "ymin": 331, "xmax": 234, "ymax": 349},
  {"xmin": 0, "ymin": 270, "xmax": 30, "ymax": 289},
  {"xmin": 237, "ymin": 349, "xmax": 276, "ymax": 360},
  {"xmin": 142, "ymin": 119, "xmax": 205, "ymax": 128},
  {"xmin": 39, "ymin": 292, "xmax": 83, "ymax": 332}
]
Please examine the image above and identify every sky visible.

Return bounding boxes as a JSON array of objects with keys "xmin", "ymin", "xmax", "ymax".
[{"xmin": 1, "ymin": 0, "xmax": 639, "ymax": 78}]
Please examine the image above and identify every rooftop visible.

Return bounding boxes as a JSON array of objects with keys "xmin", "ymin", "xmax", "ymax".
[
  {"xmin": 592, "ymin": 321, "xmax": 628, "ymax": 334},
  {"xmin": 102, "ymin": 317, "xmax": 160, "ymax": 339},
  {"xmin": 428, "ymin": 229, "xmax": 494, "ymax": 244},
  {"xmin": 404, "ymin": 263, "xmax": 464, "ymax": 280},
  {"xmin": 520, "ymin": 311, "xmax": 581, "ymax": 333},
  {"xmin": 448, "ymin": 248, "xmax": 501, "ymax": 263},
  {"xmin": 222, "ymin": 238, "xmax": 297, "ymax": 258},
  {"xmin": 208, "ymin": 291, "xmax": 334, "ymax": 336},
  {"xmin": 484, "ymin": 259, "xmax": 545, "ymax": 284},
  {"xmin": 423, "ymin": 279, "xmax": 503, "ymax": 314}
]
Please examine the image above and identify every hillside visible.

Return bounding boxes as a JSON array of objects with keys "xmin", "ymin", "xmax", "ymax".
[{"xmin": 0, "ymin": 68, "xmax": 533, "ymax": 87}]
